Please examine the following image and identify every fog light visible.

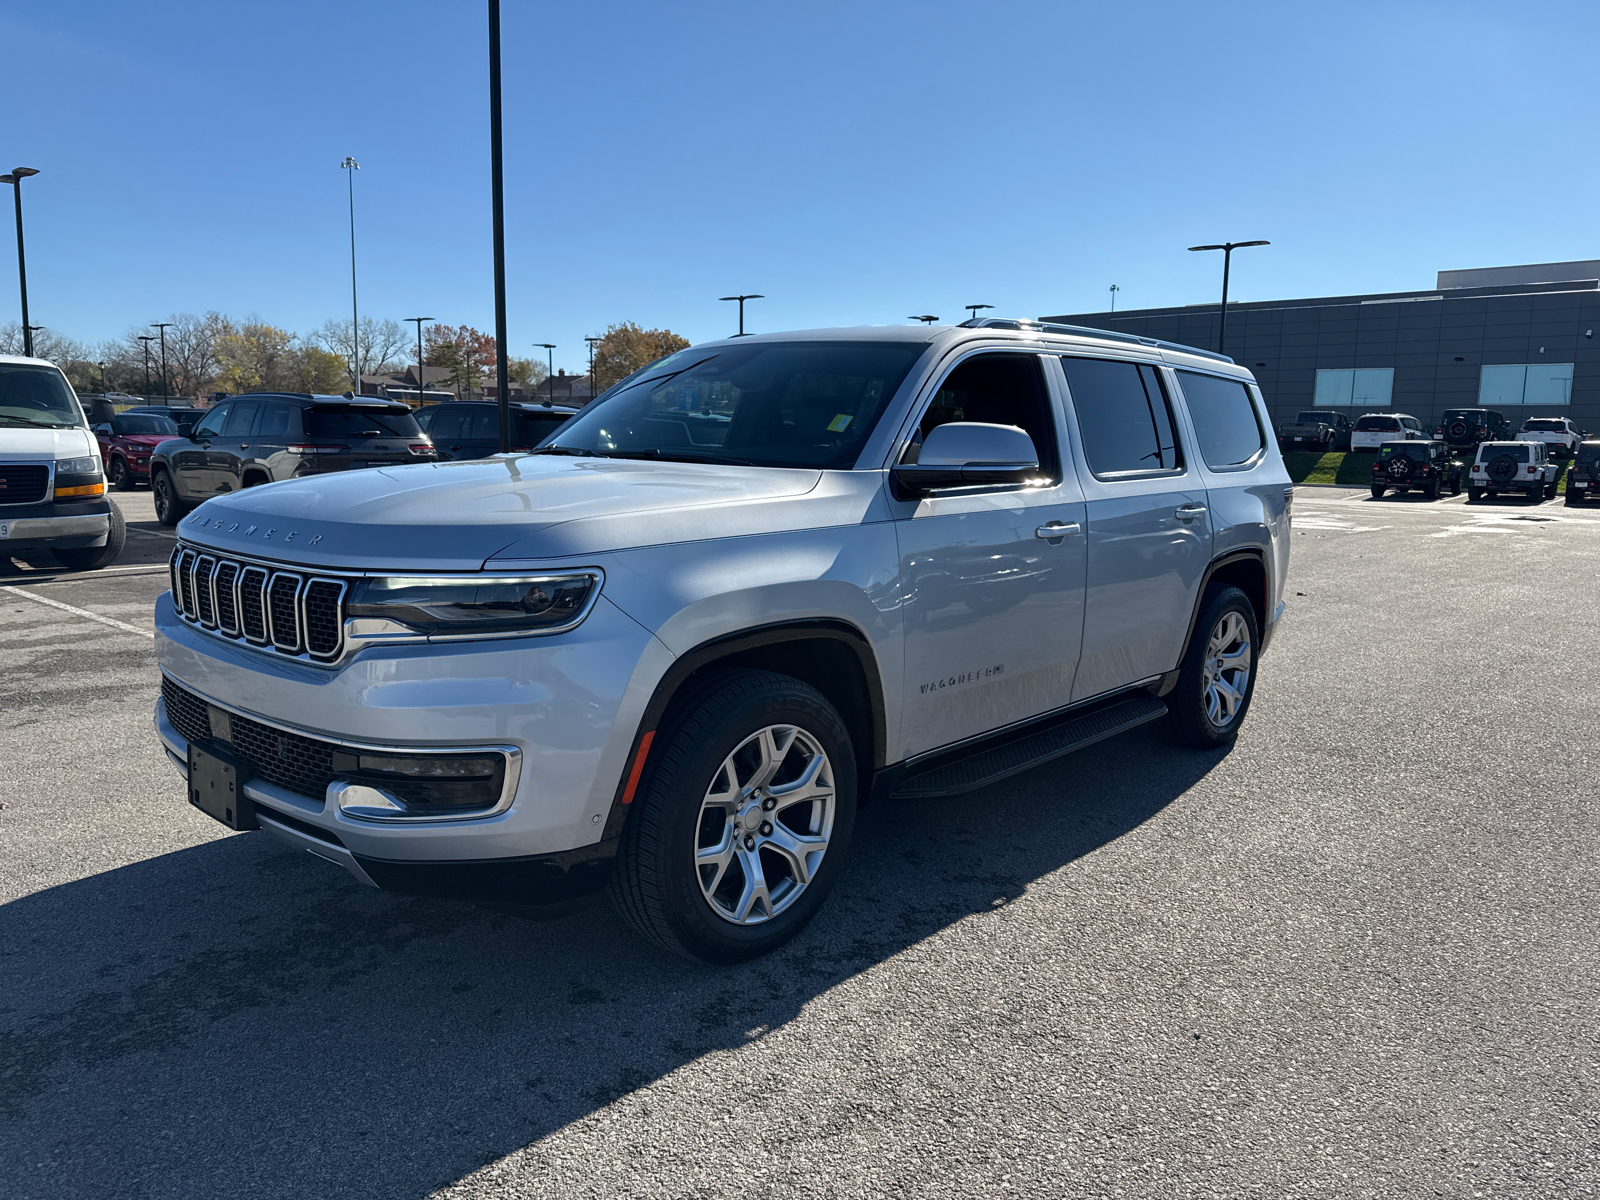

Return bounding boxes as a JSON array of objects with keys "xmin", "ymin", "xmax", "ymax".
[{"xmin": 329, "ymin": 749, "xmax": 506, "ymax": 817}]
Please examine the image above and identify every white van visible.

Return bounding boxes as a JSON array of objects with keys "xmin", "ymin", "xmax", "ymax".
[
  {"xmin": 0, "ymin": 354, "xmax": 125, "ymax": 569},
  {"xmin": 1350, "ymin": 412, "xmax": 1426, "ymax": 453}
]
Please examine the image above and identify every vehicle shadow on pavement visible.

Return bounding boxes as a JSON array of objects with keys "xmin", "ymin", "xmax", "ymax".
[{"xmin": 0, "ymin": 726, "xmax": 1225, "ymax": 1200}]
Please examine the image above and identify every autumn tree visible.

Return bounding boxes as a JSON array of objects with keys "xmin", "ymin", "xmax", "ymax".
[{"xmin": 591, "ymin": 322, "xmax": 690, "ymax": 392}]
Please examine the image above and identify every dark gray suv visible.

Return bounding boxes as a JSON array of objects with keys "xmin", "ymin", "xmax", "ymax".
[
  {"xmin": 148, "ymin": 393, "xmax": 436, "ymax": 525},
  {"xmin": 414, "ymin": 400, "xmax": 579, "ymax": 460}
]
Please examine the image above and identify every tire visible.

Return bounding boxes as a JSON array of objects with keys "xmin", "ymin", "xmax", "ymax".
[
  {"xmin": 1425, "ymin": 478, "xmax": 1440, "ymax": 499},
  {"xmin": 242, "ymin": 472, "xmax": 268, "ymax": 489},
  {"xmin": 609, "ymin": 669, "xmax": 858, "ymax": 964},
  {"xmin": 1371, "ymin": 484, "xmax": 1385, "ymax": 498},
  {"xmin": 51, "ymin": 502, "xmax": 126, "ymax": 571},
  {"xmin": 1163, "ymin": 585, "xmax": 1260, "ymax": 750},
  {"xmin": 109, "ymin": 456, "xmax": 135, "ymax": 492},
  {"xmin": 1567, "ymin": 491, "xmax": 1579, "ymax": 506},
  {"xmin": 1468, "ymin": 487, "xmax": 1483, "ymax": 502},
  {"xmin": 1451, "ymin": 475, "xmax": 1462, "ymax": 496},
  {"xmin": 152, "ymin": 469, "xmax": 189, "ymax": 527},
  {"xmin": 1545, "ymin": 481, "xmax": 1557, "ymax": 499}
]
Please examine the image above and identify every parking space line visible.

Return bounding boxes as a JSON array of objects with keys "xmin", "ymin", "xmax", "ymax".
[
  {"xmin": 1, "ymin": 565, "xmax": 171, "ymax": 586},
  {"xmin": 128, "ymin": 527, "xmax": 177, "ymax": 539},
  {"xmin": 0, "ymin": 585, "xmax": 155, "ymax": 638}
]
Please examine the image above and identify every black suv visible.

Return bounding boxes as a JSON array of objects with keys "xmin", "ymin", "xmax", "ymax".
[
  {"xmin": 125, "ymin": 405, "xmax": 207, "ymax": 437},
  {"xmin": 148, "ymin": 393, "xmax": 435, "ymax": 525},
  {"xmin": 1437, "ymin": 408, "xmax": 1512, "ymax": 453},
  {"xmin": 1371, "ymin": 440, "xmax": 1462, "ymax": 499},
  {"xmin": 414, "ymin": 400, "xmax": 579, "ymax": 460},
  {"xmin": 1565, "ymin": 439, "xmax": 1600, "ymax": 505}
]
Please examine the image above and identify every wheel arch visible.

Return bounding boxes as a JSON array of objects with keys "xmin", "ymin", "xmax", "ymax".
[
  {"xmin": 601, "ymin": 619, "xmax": 887, "ymax": 840},
  {"xmin": 1180, "ymin": 549, "xmax": 1269, "ymax": 664}
]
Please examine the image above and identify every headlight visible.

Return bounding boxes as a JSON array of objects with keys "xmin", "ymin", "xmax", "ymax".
[
  {"xmin": 55, "ymin": 456, "xmax": 100, "ymax": 475},
  {"xmin": 346, "ymin": 572, "xmax": 601, "ymax": 637}
]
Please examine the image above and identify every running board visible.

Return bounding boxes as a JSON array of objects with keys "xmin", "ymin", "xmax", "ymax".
[{"xmin": 891, "ymin": 695, "xmax": 1169, "ymax": 800}]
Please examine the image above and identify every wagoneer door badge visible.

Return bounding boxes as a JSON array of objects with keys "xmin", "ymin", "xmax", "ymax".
[{"xmin": 920, "ymin": 664, "xmax": 1004, "ymax": 695}]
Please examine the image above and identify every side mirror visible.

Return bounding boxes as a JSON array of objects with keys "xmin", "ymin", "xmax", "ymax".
[{"xmin": 893, "ymin": 422, "xmax": 1039, "ymax": 496}]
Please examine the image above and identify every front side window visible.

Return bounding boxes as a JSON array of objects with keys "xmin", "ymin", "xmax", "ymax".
[
  {"xmin": 913, "ymin": 353, "xmax": 1059, "ymax": 480},
  {"xmin": 193, "ymin": 407, "xmax": 229, "ymax": 439},
  {"xmin": 0, "ymin": 363, "xmax": 82, "ymax": 429},
  {"xmin": 1061, "ymin": 357, "xmax": 1179, "ymax": 478},
  {"xmin": 542, "ymin": 341, "xmax": 927, "ymax": 469},
  {"xmin": 1176, "ymin": 371, "xmax": 1264, "ymax": 469}
]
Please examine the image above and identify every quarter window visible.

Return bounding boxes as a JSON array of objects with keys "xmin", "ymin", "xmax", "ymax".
[
  {"xmin": 1061, "ymin": 357, "xmax": 1181, "ymax": 477},
  {"xmin": 1176, "ymin": 371, "xmax": 1265, "ymax": 469}
]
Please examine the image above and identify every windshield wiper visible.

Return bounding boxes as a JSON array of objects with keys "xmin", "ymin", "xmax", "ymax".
[
  {"xmin": 0, "ymin": 414, "xmax": 75, "ymax": 428},
  {"xmin": 530, "ymin": 446, "xmax": 599, "ymax": 457},
  {"xmin": 595, "ymin": 449, "xmax": 758, "ymax": 467}
]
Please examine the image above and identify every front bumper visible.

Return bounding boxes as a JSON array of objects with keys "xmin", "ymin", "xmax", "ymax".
[
  {"xmin": 0, "ymin": 499, "xmax": 112, "ymax": 551},
  {"xmin": 154, "ymin": 588, "xmax": 672, "ymax": 877}
]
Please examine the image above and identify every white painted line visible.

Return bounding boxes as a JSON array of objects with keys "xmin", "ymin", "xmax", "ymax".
[
  {"xmin": 0, "ymin": 585, "xmax": 155, "ymax": 638},
  {"xmin": 127, "ymin": 526, "xmax": 177, "ymax": 539},
  {"xmin": 2, "ymin": 566, "xmax": 171, "ymax": 586}
]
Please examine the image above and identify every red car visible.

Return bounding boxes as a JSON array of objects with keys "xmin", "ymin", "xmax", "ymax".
[{"xmin": 93, "ymin": 412, "xmax": 182, "ymax": 490}]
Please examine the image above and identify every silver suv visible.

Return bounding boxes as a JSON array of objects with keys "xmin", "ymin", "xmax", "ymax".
[{"xmin": 154, "ymin": 321, "xmax": 1291, "ymax": 963}]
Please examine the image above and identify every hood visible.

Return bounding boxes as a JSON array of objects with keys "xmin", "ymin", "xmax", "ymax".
[
  {"xmin": 0, "ymin": 425, "xmax": 95, "ymax": 462},
  {"xmin": 174, "ymin": 454, "xmax": 837, "ymax": 571}
]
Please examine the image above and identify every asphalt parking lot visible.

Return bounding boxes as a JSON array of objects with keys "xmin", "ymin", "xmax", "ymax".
[{"xmin": 2, "ymin": 484, "xmax": 1596, "ymax": 1199}]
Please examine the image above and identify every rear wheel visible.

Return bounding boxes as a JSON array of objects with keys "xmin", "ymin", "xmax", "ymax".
[
  {"xmin": 1545, "ymin": 480, "xmax": 1558, "ymax": 499},
  {"xmin": 610, "ymin": 669, "xmax": 857, "ymax": 964},
  {"xmin": 108, "ymin": 457, "xmax": 135, "ymax": 492},
  {"xmin": 1371, "ymin": 484, "xmax": 1386, "ymax": 498},
  {"xmin": 152, "ymin": 469, "xmax": 189, "ymax": 527},
  {"xmin": 1468, "ymin": 486, "xmax": 1483, "ymax": 501},
  {"xmin": 1450, "ymin": 474, "xmax": 1462, "ymax": 496},
  {"xmin": 51, "ymin": 502, "xmax": 126, "ymax": 571},
  {"xmin": 1164, "ymin": 585, "xmax": 1259, "ymax": 750},
  {"xmin": 1425, "ymin": 478, "xmax": 1440, "ymax": 499}
]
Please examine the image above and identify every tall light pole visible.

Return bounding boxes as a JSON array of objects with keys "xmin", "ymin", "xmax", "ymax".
[
  {"xmin": 405, "ymin": 317, "xmax": 433, "ymax": 406},
  {"xmin": 1108, "ymin": 284, "xmax": 1120, "ymax": 312},
  {"xmin": 150, "ymin": 321, "xmax": 173, "ymax": 398},
  {"xmin": 97, "ymin": 360, "xmax": 107, "ymax": 392},
  {"xmin": 585, "ymin": 335, "xmax": 601, "ymax": 403},
  {"xmin": 137, "ymin": 335, "xmax": 156, "ymax": 398},
  {"xmin": 340, "ymin": 156, "xmax": 361, "ymax": 389},
  {"xmin": 1187, "ymin": 240, "xmax": 1269, "ymax": 356},
  {"xmin": 1, "ymin": 167, "xmax": 40, "ymax": 357},
  {"xmin": 908, "ymin": 315, "xmax": 939, "ymax": 325},
  {"xmin": 487, "ymin": 0, "xmax": 512, "ymax": 452},
  {"xmin": 965, "ymin": 303, "xmax": 994, "ymax": 322},
  {"xmin": 719, "ymin": 294, "xmax": 763, "ymax": 337},
  {"xmin": 536, "ymin": 343, "xmax": 556, "ymax": 406}
]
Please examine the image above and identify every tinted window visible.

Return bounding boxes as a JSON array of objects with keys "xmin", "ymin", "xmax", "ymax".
[
  {"xmin": 545, "ymin": 341, "xmax": 927, "ymax": 469},
  {"xmin": 1401, "ymin": 417, "xmax": 1421, "ymax": 431},
  {"xmin": 1062, "ymin": 357, "xmax": 1180, "ymax": 477},
  {"xmin": 915, "ymin": 354, "xmax": 1058, "ymax": 479},
  {"xmin": 1522, "ymin": 419, "xmax": 1566, "ymax": 431},
  {"xmin": 111, "ymin": 415, "xmax": 177, "ymax": 435},
  {"xmin": 254, "ymin": 403, "xmax": 293, "ymax": 438},
  {"xmin": 305, "ymin": 404, "xmax": 421, "ymax": 438},
  {"xmin": 223, "ymin": 402, "xmax": 259, "ymax": 437},
  {"xmin": 428, "ymin": 407, "xmax": 465, "ymax": 442},
  {"xmin": 1355, "ymin": 416, "xmax": 1401, "ymax": 431},
  {"xmin": 1576, "ymin": 445, "xmax": 1600, "ymax": 463},
  {"xmin": 465, "ymin": 407, "xmax": 501, "ymax": 441},
  {"xmin": 193, "ymin": 407, "xmax": 229, "ymax": 438},
  {"xmin": 517, "ymin": 410, "xmax": 571, "ymax": 444},
  {"xmin": 1294, "ymin": 411, "xmax": 1325, "ymax": 424},
  {"xmin": 0, "ymin": 363, "xmax": 82, "ymax": 428},
  {"xmin": 1480, "ymin": 445, "xmax": 1530, "ymax": 463},
  {"xmin": 1176, "ymin": 372, "xmax": 1264, "ymax": 468},
  {"xmin": 414, "ymin": 408, "xmax": 435, "ymax": 432}
]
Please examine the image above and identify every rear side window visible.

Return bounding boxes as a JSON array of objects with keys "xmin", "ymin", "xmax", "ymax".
[
  {"xmin": 1176, "ymin": 371, "xmax": 1264, "ymax": 469},
  {"xmin": 427, "ymin": 407, "xmax": 465, "ymax": 442},
  {"xmin": 254, "ymin": 403, "xmax": 294, "ymax": 438},
  {"xmin": 223, "ymin": 402, "xmax": 259, "ymax": 437},
  {"xmin": 306, "ymin": 405, "xmax": 421, "ymax": 438},
  {"xmin": 1060, "ymin": 357, "xmax": 1181, "ymax": 477},
  {"xmin": 465, "ymin": 407, "xmax": 501, "ymax": 441}
]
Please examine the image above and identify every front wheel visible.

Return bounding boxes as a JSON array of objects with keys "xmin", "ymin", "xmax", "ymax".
[
  {"xmin": 1164, "ymin": 585, "xmax": 1259, "ymax": 750},
  {"xmin": 610, "ymin": 669, "xmax": 857, "ymax": 964},
  {"xmin": 51, "ymin": 502, "xmax": 126, "ymax": 571},
  {"xmin": 152, "ymin": 469, "xmax": 189, "ymax": 527}
]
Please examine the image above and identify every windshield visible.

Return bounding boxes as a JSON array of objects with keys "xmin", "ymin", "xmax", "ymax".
[
  {"xmin": 305, "ymin": 404, "xmax": 421, "ymax": 438},
  {"xmin": 1380, "ymin": 443, "xmax": 1428, "ymax": 460},
  {"xmin": 1480, "ymin": 444, "xmax": 1530, "ymax": 463},
  {"xmin": 1576, "ymin": 445, "xmax": 1600, "ymax": 464},
  {"xmin": 1521, "ymin": 419, "xmax": 1566, "ymax": 431},
  {"xmin": 111, "ymin": 414, "xmax": 178, "ymax": 435},
  {"xmin": 541, "ymin": 341, "xmax": 928, "ymax": 469},
  {"xmin": 0, "ymin": 363, "xmax": 82, "ymax": 429},
  {"xmin": 1295, "ymin": 412, "xmax": 1328, "ymax": 424},
  {"xmin": 1355, "ymin": 416, "xmax": 1400, "ymax": 431}
]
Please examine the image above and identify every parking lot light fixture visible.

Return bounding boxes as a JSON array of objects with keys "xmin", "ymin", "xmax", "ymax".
[
  {"xmin": 1187, "ymin": 240, "xmax": 1270, "ymax": 356},
  {"xmin": 137, "ymin": 335, "xmax": 156, "ymax": 398},
  {"xmin": 1109, "ymin": 284, "xmax": 1120, "ymax": 312},
  {"xmin": 536, "ymin": 343, "xmax": 556, "ymax": 406},
  {"xmin": 965, "ymin": 304, "xmax": 994, "ymax": 321},
  {"xmin": 2, "ymin": 167, "xmax": 40, "ymax": 357},
  {"xmin": 150, "ymin": 322, "xmax": 173, "ymax": 399},
  {"xmin": 341, "ymin": 157, "xmax": 361, "ymax": 388},
  {"xmin": 909, "ymin": 315, "xmax": 939, "ymax": 324},
  {"xmin": 584, "ymin": 335, "xmax": 601, "ymax": 403},
  {"xmin": 719, "ymin": 294, "xmax": 763, "ymax": 337},
  {"xmin": 405, "ymin": 318, "xmax": 433, "ymax": 405}
]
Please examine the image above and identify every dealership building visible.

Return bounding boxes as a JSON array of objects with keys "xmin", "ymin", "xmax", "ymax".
[{"xmin": 1044, "ymin": 260, "xmax": 1600, "ymax": 434}]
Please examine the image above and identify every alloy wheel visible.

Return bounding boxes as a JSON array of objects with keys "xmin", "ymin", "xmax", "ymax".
[
  {"xmin": 1202, "ymin": 611, "xmax": 1252, "ymax": 729},
  {"xmin": 694, "ymin": 724, "xmax": 835, "ymax": 925}
]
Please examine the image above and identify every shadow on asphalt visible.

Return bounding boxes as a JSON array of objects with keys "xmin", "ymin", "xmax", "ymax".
[{"xmin": 0, "ymin": 727, "xmax": 1225, "ymax": 1199}]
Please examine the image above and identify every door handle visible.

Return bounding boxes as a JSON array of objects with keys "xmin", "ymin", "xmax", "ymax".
[
  {"xmin": 1035, "ymin": 521, "xmax": 1080, "ymax": 540},
  {"xmin": 239, "ymin": 443, "xmax": 249, "ymax": 448},
  {"xmin": 1174, "ymin": 504, "xmax": 1208, "ymax": 521}
]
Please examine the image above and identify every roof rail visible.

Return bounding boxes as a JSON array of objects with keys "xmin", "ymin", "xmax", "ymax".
[{"xmin": 956, "ymin": 317, "xmax": 1234, "ymax": 365}]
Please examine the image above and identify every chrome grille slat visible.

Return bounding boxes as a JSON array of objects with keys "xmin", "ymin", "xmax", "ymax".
[{"xmin": 171, "ymin": 542, "xmax": 346, "ymax": 664}]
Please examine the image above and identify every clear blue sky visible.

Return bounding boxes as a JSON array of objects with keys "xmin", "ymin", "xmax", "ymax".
[{"xmin": 5, "ymin": 0, "xmax": 1595, "ymax": 372}]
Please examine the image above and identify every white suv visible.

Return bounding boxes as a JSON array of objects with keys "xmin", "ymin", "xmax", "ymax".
[
  {"xmin": 1350, "ymin": 413, "xmax": 1426, "ymax": 453},
  {"xmin": 1516, "ymin": 416, "xmax": 1584, "ymax": 459},
  {"xmin": 1468, "ymin": 440, "xmax": 1558, "ymax": 502}
]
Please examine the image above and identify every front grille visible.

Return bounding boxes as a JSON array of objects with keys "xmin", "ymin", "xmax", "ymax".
[
  {"xmin": 0, "ymin": 463, "xmax": 50, "ymax": 505},
  {"xmin": 162, "ymin": 675, "xmax": 337, "ymax": 799},
  {"xmin": 170, "ymin": 542, "xmax": 347, "ymax": 662}
]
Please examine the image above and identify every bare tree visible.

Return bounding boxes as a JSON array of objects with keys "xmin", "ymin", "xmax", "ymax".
[
  {"xmin": 157, "ymin": 312, "xmax": 226, "ymax": 397},
  {"xmin": 316, "ymin": 317, "xmax": 411, "ymax": 382}
]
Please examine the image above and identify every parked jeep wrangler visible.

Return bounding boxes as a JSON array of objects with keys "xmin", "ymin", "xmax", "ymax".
[
  {"xmin": 1565, "ymin": 439, "xmax": 1600, "ymax": 505},
  {"xmin": 1468, "ymin": 440, "xmax": 1558, "ymax": 502},
  {"xmin": 1370, "ymin": 440, "xmax": 1462, "ymax": 499},
  {"xmin": 153, "ymin": 321, "xmax": 1290, "ymax": 963},
  {"xmin": 1437, "ymin": 408, "xmax": 1512, "ymax": 453}
]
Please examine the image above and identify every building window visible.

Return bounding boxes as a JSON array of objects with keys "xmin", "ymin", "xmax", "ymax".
[
  {"xmin": 1478, "ymin": 363, "xmax": 1572, "ymax": 406},
  {"xmin": 1314, "ymin": 367, "xmax": 1393, "ymax": 408}
]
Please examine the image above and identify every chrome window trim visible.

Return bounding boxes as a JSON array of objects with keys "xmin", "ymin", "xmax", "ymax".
[
  {"xmin": 267, "ymin": 571, "xmax": 305, "ymax": 652},
  {"xmin": 159, "ymin": 669, "xmax": 523, "ymax": 823}
]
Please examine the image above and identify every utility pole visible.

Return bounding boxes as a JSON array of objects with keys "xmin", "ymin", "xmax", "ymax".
[
  {"xmin": 536, "ymin": 343, "xmax": 556, "ymax": 406},
  {"xmin": 2, "ymin": 168, "xmax": 41, "ymax": 357},
  {"xmin": 341, "ymin": 156, "xmax": 361, "ymax": 389},
  {"xmin": 488, "ymin": 0, "xmax": 512, "ymax": 452},
  {"xmin": 585, "ymin": 335, "xmax": 601, "ymax": 403},
  {"xmin": 137, "ymin": 335, "xmax": 156, "ymax": 398},
  {"xmin": 405, "ymin": 317, "xmax": 433, "ymax": 406}
]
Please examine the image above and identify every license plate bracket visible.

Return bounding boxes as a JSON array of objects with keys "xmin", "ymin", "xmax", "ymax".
[{"xmin": 188, "ymin": 742, "xmax": 257, "ymax": 831}]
